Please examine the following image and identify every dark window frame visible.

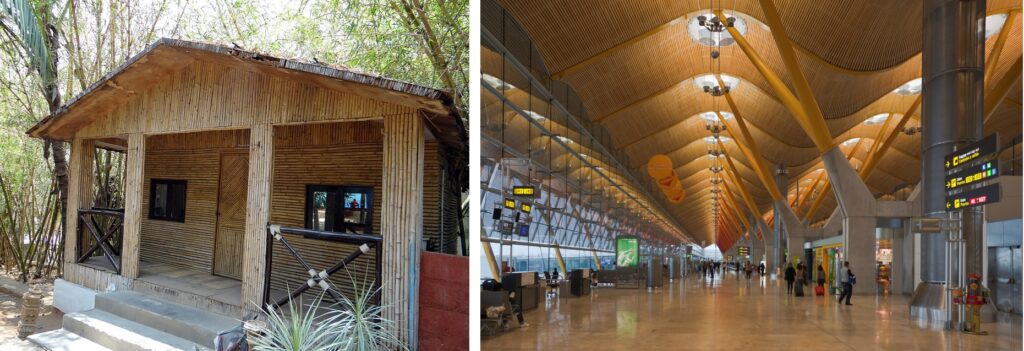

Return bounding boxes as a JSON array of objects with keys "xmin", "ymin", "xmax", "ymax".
[
  {"xmin": 148, "ymin": 179, "xmax": 187, "ymax": 222},
  {"xmin": 304, "ymin": 185, "xmax": 374, "ymax": 234}
]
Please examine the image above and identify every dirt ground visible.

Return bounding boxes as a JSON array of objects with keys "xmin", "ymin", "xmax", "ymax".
[{"xmin": 0, "ymin": 273, "xmax": 62, "ymax": 348}]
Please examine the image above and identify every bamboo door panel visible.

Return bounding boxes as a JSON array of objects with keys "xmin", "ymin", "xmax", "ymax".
[{"xmin": 214, "ymin": 153, "xmax": 248, "ymax": 279}]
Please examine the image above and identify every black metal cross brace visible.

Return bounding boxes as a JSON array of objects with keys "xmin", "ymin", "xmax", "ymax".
[
  {"xmin": 265, "ymin": 225, "xmax": 379, "ymax": 310},
  {"xmin": 76, "ymin": 209, "xmax": 124, "ymax": 274}
]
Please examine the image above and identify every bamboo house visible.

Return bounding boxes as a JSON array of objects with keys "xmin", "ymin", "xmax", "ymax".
[{"xmin": 26, "ymin": 38, "xmax": 467, "ymax": 349}]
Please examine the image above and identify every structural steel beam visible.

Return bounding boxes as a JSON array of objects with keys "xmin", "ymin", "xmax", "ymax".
[
  {"xmin": 481, "ymin": 224, "xmax": 502, "ymax": 282},
  {"xmin": 794, "ymin": 170, "xmax": 826, "ymax": 215},
  {"xmin": 860, "ymin": 96, "xmax": 921, "ymax": 179},
  {"xmin": 754, "ymin": 0, "xmax": 835, "ymax": 153},
  {"xmin": 985, "ymin": 11, "xmax": 1019, "ymax": 85},
  {"xmin": 984, "ymin": 56, "xmax": 1023, "ymax": 123},
  {"xmin": 715, "ymin": 108, "xmax": 783, "ymax": 200},
  {"xmin": 716, "ymin": 9, "xmax": 830, "ymax": 153}
]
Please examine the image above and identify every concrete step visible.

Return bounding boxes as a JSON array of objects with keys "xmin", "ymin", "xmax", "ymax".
[
  {"xmin": 95, "ymin": 291, "xmax": 239, "ymax": 349},
  {"xmin": 26, "ymin": 329, "xmax": 109, "ymax": 351},
  {"xmin": 63, "ymin": 309, "xmax": 209, "ymax": 351}
]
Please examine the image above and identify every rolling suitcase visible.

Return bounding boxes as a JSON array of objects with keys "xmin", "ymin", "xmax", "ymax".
[{"xmin": 815, "ymin": 285, "xmax": 825, "ymax": 296}]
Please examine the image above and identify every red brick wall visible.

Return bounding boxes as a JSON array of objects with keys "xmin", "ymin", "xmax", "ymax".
[{"xmin": 418, "ymin": 252, "xmax": 469, "ymax": 351}]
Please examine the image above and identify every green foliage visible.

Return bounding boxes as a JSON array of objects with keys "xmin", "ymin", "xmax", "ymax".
[
  {"xmin": 250, "ymin": 276, "xmax": 406, "ymax": 351},
  {"xmin": 0, "ymin": 0, "xmax": 468, "ymax": 279}
]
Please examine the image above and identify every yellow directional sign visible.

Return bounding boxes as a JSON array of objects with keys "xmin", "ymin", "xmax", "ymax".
[
  {"xmin": 504, "ymin": 198, "xmax": 516, "ymax": 209},
  {"xmin": 512, "ymin": 186, "xmax": 536, "ymax": 197}
]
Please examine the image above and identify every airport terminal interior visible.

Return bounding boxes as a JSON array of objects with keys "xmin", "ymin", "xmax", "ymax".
[{"xmin": 478, "ymin": 0, "xmax": 1024, "ymax": 350}]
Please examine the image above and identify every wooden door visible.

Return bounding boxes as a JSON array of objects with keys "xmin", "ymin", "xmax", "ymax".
[{"xmin": 214, "ymin": 153, "xmax": 248, "ymax": 279}]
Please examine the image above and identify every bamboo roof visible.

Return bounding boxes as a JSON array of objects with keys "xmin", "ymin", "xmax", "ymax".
[
  {"xmin": 27, "ymin": 38, "xmax": 466, "ymax": 158},
  {"xmin": 489, "ymin": 0, "xmax": 1023, "ymax": 247}
]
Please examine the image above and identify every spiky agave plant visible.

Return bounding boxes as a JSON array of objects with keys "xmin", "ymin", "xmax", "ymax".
[
  {"xmin": 248, "ymin": 290, "xmax": 351, "ymax": 351},
  {"xmin": 330, "ymin": 270, "xmax": 406, "ymax": 351},
  {"xmin": 249, "ymin": 269, "xmax": 407, "ymax": 351}
]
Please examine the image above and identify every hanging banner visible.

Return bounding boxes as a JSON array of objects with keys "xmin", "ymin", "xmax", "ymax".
[{"xmin": 616, "ymin": 236, "xmax": 640, "ymax": 267}]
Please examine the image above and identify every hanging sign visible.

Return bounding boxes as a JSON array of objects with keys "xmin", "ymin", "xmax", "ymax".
[
  {"xmin": 499, "ymin": 220, "xmax": 515, "ymax": 235},
  {"xmin": 520, "ymin": 203, "xmax": 532, "ymax": 214},
  {"xmin": 516, "ymin": 223, "xmax": 530, "ymax": 237},
  {"xmin": 738, "ymin": 246, "xmax": 750, "ymax": 256},
  {"xmin": 512, "ymin": 186, "xmax": 536, "ymax": 197},
  {"xmin": 945, "ymin": 183, "xmax": 1001, "ymax": 211},
  {"xmin": 503, "ymin": 198, "xmax": 516, "ymax": 209},
  {"xmin": 944, "ymin": 134, "xmax": 998, "ymax": 170},
  {"xmin": 945, "ymin": 160, "xmax": 998, "ymax": 192},
  {"xmin": 616, "ymin": 236, "xmax": 640, "ymax": 267}
]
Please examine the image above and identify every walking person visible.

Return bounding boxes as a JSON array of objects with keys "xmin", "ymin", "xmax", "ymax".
[
  {"xmin": 794, "ymin": 263, "xmax": 806, "ymax": 297},
  {"xmin": 816, "ymin": 264, "xmax": 826, "ymax": 296},
  {"xmin": 784, "ymin": 262, "xmax": 796, "ymax": 294},
  {"xmin": 838, "ymin": 261, "xmax": 854, "ymax": 305}
]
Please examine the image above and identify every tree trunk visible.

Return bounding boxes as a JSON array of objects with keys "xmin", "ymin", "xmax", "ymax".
[{"xmin": 41, "ymin": 22, "xmax": 69, "ymax": 255}]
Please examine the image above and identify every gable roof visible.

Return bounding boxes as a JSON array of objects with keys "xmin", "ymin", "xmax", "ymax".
[{"xmin": 27, "ymin": 38, "xmax": 466, "ymax": 155}]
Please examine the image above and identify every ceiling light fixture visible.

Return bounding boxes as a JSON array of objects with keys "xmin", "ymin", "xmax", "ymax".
[{"xmin": 688, "ymin": 12, "xmax": 748, "ymax": 47}]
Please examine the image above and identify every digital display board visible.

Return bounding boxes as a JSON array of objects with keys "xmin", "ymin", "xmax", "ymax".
[
  {"xmin": 516, "ymin": 223, "xmax": 530, "ymax": 237},
  {"xmin": 520, "ymin": 203, "xmax": 532, "ymax": 214},
  {"xmin": 503, "ymin": 198, "xmax": 516, "ymax": 209},
  {"xmin": 945, "ymin": 161, "xmax": 998, "ymax": 192},
  {"xmin": 615, "ymin": 236, "xmax": 639, "ymax": 267},
  {"xmin": 945, "ymin": 134, "xmax": 997, "ymax": 170},
  {"xmin": 512, "ymin": 186, "xmax": 536, "ymax": 197},
  {"xmin": 945, "ymin": 183, "xmax": 1001, "ymax": 211}
]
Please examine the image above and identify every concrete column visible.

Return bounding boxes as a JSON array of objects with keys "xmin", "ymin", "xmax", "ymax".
[{"xmin": 844, "ymin": 216, "xmax": 877, "ymax": 295}]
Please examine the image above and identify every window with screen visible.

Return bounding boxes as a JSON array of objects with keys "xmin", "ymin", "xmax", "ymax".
[
  {"xmin": 305, "ymin": 185, "xmax": 373, "ymax": 234},
  {"xmin": 149, "ymin": 179, "xmax": 187, "ymax": 222}
]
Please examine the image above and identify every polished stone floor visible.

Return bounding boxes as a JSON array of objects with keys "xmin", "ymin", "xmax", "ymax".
[{"xmin": 482, "ymin": 271, "xmax": 1022, "ymax": 350}]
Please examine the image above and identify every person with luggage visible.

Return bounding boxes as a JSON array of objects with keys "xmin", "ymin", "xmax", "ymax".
[
  {"xmin": 794, "ymin": 263, "xmax": 806, "ymax": 297},
  {"xmin": 816, "ymin": 264, "xmax": 826, "ymax": 296},
  {"xmin": 838, "ymin": 261, "xmax": 855, "ymax": 305}
]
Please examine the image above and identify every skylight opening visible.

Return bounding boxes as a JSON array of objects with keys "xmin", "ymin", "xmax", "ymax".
[
  {"xmin": 524, "ymin": 110, "xmax": 546, "ymax": 121},
  {"xmin": 860, "ymin": 113, "xmax": 892, "ymax": 125},
  {"xmin": 893, "ymin": 78, "xmax": 922, "ymax": 95},
  {"xmin": 482, "ymin": 73, "xmax": 514, "ymax": 91},
  {"xmin": 703, "ymin": 136, "xmax": 732, "ymax": 144},
  {"xmin": 842, "ymin": 138, "xmax": 861, "ymax": 147},
  {"xmin": 698, "ymin": 111, "xmax": 734, "ymax": 122},
  {"xmin": 985, "ymin": 13, "xmax": 1009, "ymax": 39}
]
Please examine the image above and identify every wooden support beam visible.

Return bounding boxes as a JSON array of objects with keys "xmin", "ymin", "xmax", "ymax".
[
  {"xmin": 381, "ymin": 113, "xmax": 425, "ymax": 346},
  {"xmin": 65, "ymin": 139, "xmax": 95, "ymax": 264},
  {"xmin": 242, "ymin": 124, "xmax": 274, "ymax": 316},
  {"xmin": 120, "ymin": 134, "xmax": 145, "ymax": 279}
]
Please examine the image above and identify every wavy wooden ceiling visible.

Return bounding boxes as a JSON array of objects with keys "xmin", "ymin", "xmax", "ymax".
[{"xmin": 490, "ymin": 0, "xmax": 1023, "ymax": 246}]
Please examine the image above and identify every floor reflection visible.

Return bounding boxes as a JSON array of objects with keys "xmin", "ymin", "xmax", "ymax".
[{"xmin": 482, "ymin": 271, "xmax": 1023, "ymax": 351}]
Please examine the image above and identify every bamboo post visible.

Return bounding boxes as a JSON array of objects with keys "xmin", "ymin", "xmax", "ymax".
[
  {"xmin": 120, "ymin": 133, "xmax": 145, "ymax": 278},
  {"xmin": 242, "ymin": 124, "xmax": 274, "ymax": 316},
  {"xmin": 65, "ymin": 139, "xmax": 95, "ymax": 264},
  {"xmin": 381, "ymin": 113, "xmax": 425, "ymax": 348}
]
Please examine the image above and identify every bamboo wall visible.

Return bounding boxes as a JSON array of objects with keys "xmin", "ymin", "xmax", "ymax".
[
  {"xmin": 138, "ymin": 130, "xmax": 248, "ymax": 273},
  {"xmin": 267, "ymin": 122, "xmax": 443, "ymax": 301},
  {"xmin": 65, "ymin": 139, "xmax": 95, "ymax": 265}
]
